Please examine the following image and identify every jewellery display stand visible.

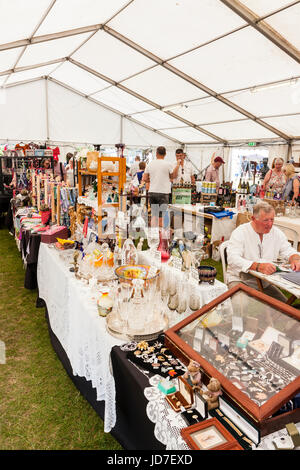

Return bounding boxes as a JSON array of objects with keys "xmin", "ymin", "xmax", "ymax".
[{"xmin": 165, "ymin": 283, "xmax": 300, "ymax": 437}]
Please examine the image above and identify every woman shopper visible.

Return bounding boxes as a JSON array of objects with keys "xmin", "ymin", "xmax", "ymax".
[
  {"xmin": 282, "ymin": 163, "xmax": 300, "ymax": 203},
  {"xmin": 262, "ymin": 157, "xmax": 286, "ymax": 193}
]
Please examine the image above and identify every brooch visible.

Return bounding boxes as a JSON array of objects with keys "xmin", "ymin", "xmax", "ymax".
[{"xmin": 137, "ymin": 341, "xmax": 149, "ymax": 351}]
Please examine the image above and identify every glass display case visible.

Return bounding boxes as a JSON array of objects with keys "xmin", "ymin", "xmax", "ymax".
[{"xmin": 165, "ymin": 283, "xmax": 300, "ymax": 436}]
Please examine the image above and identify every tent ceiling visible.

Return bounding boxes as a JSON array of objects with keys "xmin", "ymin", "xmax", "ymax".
[{"xmin": 1, "ymin": 0, "xmax": 300, "ymax": 144}]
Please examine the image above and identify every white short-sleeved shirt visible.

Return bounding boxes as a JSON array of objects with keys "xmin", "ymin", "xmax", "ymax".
[
  {"xmin": 172, "ymin": 161, "xmax": 194, "ymax": 184},
  {"xmin": 227, "ymin": 222, "xmax": 297, "ymax": 283},
  {"xmin": 145, "ymin": 159, "xmax": 174, "ymax": 194}
]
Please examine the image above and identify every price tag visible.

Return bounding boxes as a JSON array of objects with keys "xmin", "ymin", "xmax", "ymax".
[
  {"xmin": 232, "ymin": 315, "xmax": 244, "ymax": 332},
  {"xmin": 217, "ymin": 333, "xmax": 230, "ymax": 347}
]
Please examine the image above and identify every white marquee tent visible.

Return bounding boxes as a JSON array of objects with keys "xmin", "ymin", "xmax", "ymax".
[{"xmin": 0, "ymin": 0, "xmax": 300, "ymax": 167}]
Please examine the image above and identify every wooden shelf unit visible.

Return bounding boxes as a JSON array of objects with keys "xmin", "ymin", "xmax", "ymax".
[{"xmin": 97, "ymin": 156, "xmax": 126, "ymax": 238}]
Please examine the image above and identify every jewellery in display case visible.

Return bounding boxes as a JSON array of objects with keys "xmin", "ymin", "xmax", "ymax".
[{"xmin": 165, "ymin": 283, "xmax": 300, "ymax": 435}]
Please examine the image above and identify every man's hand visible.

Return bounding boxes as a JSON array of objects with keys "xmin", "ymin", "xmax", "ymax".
[
  {"xmin": 290, "ymin": 256, "xmax": 300, "ymax": 271},
  {"xmin": 258, "ymin": 263, "xmax": 277, "ymax": 275}
]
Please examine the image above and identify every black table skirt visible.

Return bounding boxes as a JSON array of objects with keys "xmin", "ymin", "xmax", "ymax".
[{"xmin": 43, "ymin": 305, "xmax": 163, "ymax": 450}]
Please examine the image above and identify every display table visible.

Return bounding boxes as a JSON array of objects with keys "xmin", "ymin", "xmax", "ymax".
[
  {"xmin": 169, "ymin": 204, "xmax": 237, "ymax": 242},
  {"xmin": 249, "ymin": 269, "xmax": 300, "ymax": 305},
  {"xmin": 37, "ymin": 243, "xmax": 228, "ymax": 433}
]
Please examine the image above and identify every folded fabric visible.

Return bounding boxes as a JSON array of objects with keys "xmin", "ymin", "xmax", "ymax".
[{"xmin": 209, "ymin": 210, "xmax": 235, "ymax": 219}]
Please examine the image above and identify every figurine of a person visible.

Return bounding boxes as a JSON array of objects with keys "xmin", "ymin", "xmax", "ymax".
[
  {"xmin": 202, "ymin": 377, "xmax": 222, "ymax": 410},
  {"xmin": 183, "ymin": 360, "xmax": 202, "ymax": 391}
]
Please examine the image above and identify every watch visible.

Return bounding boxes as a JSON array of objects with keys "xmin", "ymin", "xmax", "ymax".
[{"xmin": 256, "ymin": 263, "xmax": 260, "ymax": 272}]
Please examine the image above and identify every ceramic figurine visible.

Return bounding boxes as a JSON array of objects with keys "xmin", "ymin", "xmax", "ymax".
[
  {"xmin": 183, "ymin": 360, "xmax": 202, "ymax": 391},
  {"xmin": 202, "ymin": 377, "xmax": 222, "ymax": 410}
]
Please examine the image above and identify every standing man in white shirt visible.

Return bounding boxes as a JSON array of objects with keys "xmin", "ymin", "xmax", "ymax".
[
  {"xmin": 172, "ymin": 149, "xmax": 195, "ymax": 185},
  {"xmin": 227, "ymin": 201, "xmax": 300, "ymax": 301},
  {"xmin": 143, "ymin": 146, "xmax": 180, "ymax": 229}
]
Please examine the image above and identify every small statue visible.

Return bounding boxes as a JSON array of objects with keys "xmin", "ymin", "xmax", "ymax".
[
  {"xmin": 183, "ymin": 360, "xmax": 202, "ymax": 391},
  {"xmin": 202, "ymin": 377, "xmax": 222, "ymax": 410}
]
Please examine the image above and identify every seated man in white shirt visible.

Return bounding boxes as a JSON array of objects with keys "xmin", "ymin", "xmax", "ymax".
[{"xmin": 227, "ymin": 201, "xmax": 300, "ymax": 302}]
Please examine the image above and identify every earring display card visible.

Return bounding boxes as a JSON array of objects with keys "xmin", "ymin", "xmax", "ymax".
[{"xmin": 126, "ymin": 335, "xmax": 186, "ymax": 379}]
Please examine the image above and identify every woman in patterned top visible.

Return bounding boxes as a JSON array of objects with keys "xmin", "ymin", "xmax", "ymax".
[{"xmin": 262, "ymin": 157, "xmax": 286, "ymax": 193}]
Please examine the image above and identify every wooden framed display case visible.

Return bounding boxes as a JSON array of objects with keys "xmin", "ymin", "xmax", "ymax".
[{"xmin": 165, "ymin": 283, "xmax": 300, "ymax": 437}]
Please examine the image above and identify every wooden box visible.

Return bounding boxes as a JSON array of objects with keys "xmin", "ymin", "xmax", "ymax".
[
  {"xmin": 165, "ymin": 283, "xmax": 300, "ymax": 438},
  {"xmin": 165, "ymin": 376, "xmax": 193, "ymax": 412}
]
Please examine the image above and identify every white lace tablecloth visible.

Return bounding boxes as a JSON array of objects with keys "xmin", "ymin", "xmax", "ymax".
[
  {"xmin": 144, "ymin": 374, "xmax": 300, "ymax": 451},
  {"xmin": 37, "ymin": 245, "xmax": 227, "ymax": 434},
  {"xmin": 37, "ymin": 243, "xmax": 123, "ymax": 432}
]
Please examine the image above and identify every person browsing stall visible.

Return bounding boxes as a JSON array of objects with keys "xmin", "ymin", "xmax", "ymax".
[
  {"xmin": 262, "ymin": 157, "xmax": 286, "ymax": 194},
  {"xmin": 142, "ymin": 146, "xmax": 180, "ymax": 228},
  {"xmin": 205, "ymin": 156, "xmax": 225, "ymax": 190},
  {"xmin": 172, "ymin": 149, "xmax": 195, "ymax": 185},
  {"xmin": 282, "ymin": 163, "xmax": 300, "ymax": 203},
  {"xmin": 226, "ymin": 201, "xmax": 300, "ymax": 302}
]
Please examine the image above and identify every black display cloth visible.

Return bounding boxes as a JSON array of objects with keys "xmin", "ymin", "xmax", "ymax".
[
  {"xmin": 43, "ymin": 306, "xmax": 163, "ymax": 450},
  {"xmin": 20, "ymin": 229, "xmax": 41, "ymax": 289}
]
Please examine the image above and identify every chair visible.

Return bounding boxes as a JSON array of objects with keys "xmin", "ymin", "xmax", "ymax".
[
  {"xmin": 273, "ymin": 224, "xmax": 299, "ymax": 249},
  {"xmin": 219, "ymin": 240, "xmax": 230, "ymax": 285}
]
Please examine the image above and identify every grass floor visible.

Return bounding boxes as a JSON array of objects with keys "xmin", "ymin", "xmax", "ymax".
[{"xmin": 0, "ymin": 224, "xmax": 122, "ymax": 450}]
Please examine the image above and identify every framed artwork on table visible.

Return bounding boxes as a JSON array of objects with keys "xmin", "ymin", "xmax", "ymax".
[{"xmin": 181, "ymin": 418, "xmax": 239, "ymax": 450}]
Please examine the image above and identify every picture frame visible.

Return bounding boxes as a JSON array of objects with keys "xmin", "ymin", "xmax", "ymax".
[{"xmin": 181, "ymin": 418, "xmax": 239, "ymax": 450}]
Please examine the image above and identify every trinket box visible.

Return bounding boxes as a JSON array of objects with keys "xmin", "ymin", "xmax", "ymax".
[
  {"xmin": 181, "ymin": 391, "xmax": 207, "ymax": 426},
  {"xmin": 165, "ymin": 283, "xmax": 300, "ymax": 436},
  {"xmin": 165, "ymin": 376, "xmax": 193, "ymax": 412}
]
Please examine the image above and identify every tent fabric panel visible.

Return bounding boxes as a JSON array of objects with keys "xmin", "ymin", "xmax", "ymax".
[
  {"xmin": 0, "ymin": 0, "xmax": 52, "ymax": 44},
  {"xmin": 34, "ymin": 0, "xmax": 130, "ymax": 36},
  {"xmin": 48, "ymin": 81, "xmax": 121, "ymax": 143},
  {"xmin": 122, "ymin": 65, "xmax": 207, "ymax": 107},
  {"xmin": 172, "ymin": 97, "xmax": 246, "ymax": 124},
  {"xmin": 227, "ymin": 83, "xmax": 300, "ymax": 118},
  {"xmin": 162, "ymin": 127, "xmax": 217, "ymax": 143},
  {"xmin": 6, "ymin": 64, "xmax": 59, "ymax": 85},
  {"xmin": 108, "ymin": 0, "xmax": 245, "ymax": 60},
  {"xmin": 0, "ymin": 80, "xmax": 47, "ymax": 140},
  {"xmin": 130, "ymin": 110, "xmax": 186, "ymax": 130},
  {"xmin": 72, "ymin": 30, "xmax": 155, "ymax": 82},
  {"xmin": 169, "ymin": 27, "xmax": 300, "ymax": 93},
  {"xmin": 49, "ymin": 62, "xmax": 109, "ymax": 95},
  {"xmin": 92, "ymin": 87, "xmax": 154, "ymax": 114},
  {"xmin": 123, "ymin": 119, "xmax": 177, "ymax": 147},
  {"xmin": 17, "ymin": 33, "xmax": 91, "ymax": 68},
  {"xmin": 264, "ymin": 115, "xmax": 300, "ymax": 137},
  {"xmin": 239, "ymin": 0, "xmax": 294, "ymax": 17},
  {"xmin": 0, "ymin": 48, "xmax": 24, "ymax": 74},
  {"xmin": 201, "ymin": 119, "xmax": 278, "ymax": 140},
  {"xmin": 265, "ymin": 3, "xmax": 300, "ymax": 51}
]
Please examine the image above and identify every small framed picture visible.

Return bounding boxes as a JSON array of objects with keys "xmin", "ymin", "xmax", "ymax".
[{"xmin": 181, "ymin": 418, "xmax": 239, "ymax": 450}]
